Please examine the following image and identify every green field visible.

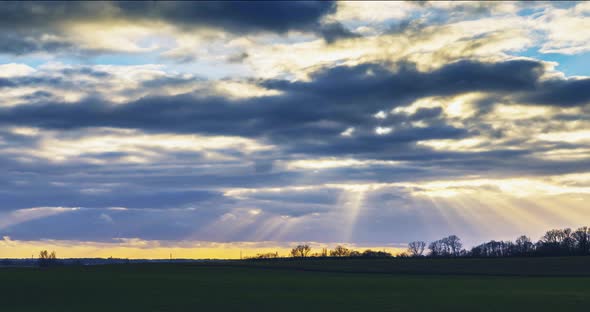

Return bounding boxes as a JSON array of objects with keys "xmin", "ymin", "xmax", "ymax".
[{"xmin": 1, "ymin": 257, "xmax": 589, "ymax": 312}]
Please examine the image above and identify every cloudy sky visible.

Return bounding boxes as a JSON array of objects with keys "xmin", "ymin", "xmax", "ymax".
[{"xmin": 1, "ymin": 1, "xmax": 589, "ymax": 258}]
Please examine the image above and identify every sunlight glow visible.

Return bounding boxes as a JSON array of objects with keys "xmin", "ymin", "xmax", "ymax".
[
  {"xmin": 285, "ymin": 158, "xmax": 401, "ymax": 170},
  {"xmin": 8, "ymin": 128, "xmax": 274, "ymax": 163}
]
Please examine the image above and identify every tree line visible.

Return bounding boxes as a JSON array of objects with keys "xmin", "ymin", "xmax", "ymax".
[
  {"xmin": 255, "ymin": 226, "xmax": 590, "ymax": 260},
  {"xmin": 23, "ymin": 226, "xmax": 590, "ymax": 264},
  {"xmin": 411, "ymin": 226, "xmax": 590, "ymax": 258},
  {"xmin": 250, "ymin": 245, "xmax": 393, "ymax": 259}
]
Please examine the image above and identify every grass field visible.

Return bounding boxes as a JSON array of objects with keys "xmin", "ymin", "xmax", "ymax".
[{"xmin": 1, "ymin": 257, "xmax": 589, "ymax": 312}]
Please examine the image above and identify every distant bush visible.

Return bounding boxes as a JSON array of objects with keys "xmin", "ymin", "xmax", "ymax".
[
  {"xmin": 360, "ymin": 250, "xmax": 392, "ymax": 258},
  {"xmin": 290, "ymin": 245, "xmax": 311, "ymax": 258},
  {"xmin": 250, "ymin": 252, "xmax": 280, "ymax": 259},
  {"xmin": 38, "ymin": 250, "xmax": 57, "ymax": 267},
  {"xmin": 330, "ymin": 245, "xmax": 351, "ymax": 257}
]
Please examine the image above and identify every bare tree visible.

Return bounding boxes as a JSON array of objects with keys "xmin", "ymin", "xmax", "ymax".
[
  {"xmin": 562, "ymin": 228, "xmax": 574, "ymax": 251},
  {"xmin": 251, "ymin": 252, "xmax": 279, "ymax": 259},
  {"xmin": 407, "ymin": 241, "xmax": 426, "ymax": 257},
  {"xmin": 361, "ymin": 250, "xmax": 392, "ymax": 257},
  {"xmin": 539, "ymin": 229, "xmax": 570, "ymax": 255},
  {"xmin": 38, "ymin": 250, "xmax": 57, "ymax": 267},
  {"xmin": 330, "ymin": 245, "xmax": 351, "ymax": 257},
  {"xmin": 428, "ymin": 240, "xmax": 444, "ymax": 257},
  {"xmin": 515, "ymin": 235, "xmax": 533, "ymax": 255},
  {"xmin": 290, "ymin": 245, "xmax": 311, "ymax": 258},
  {"xmin": 445, "ymin": 235, "xmax": 463, "ymax": 256},
  {"xmin": 349, "ymin": 250, "xmax": 362, "ymax": 257},
  {"xmin": 429, "ymin": 235, "xmax": 462, "ymax": 257},
  {"xmin": 542, "ymin": 229, "xmax": 564, "ymax": 245},
  {"xmin": 573, "ymin": 227, "xmax": 590, "ymax": 255}
]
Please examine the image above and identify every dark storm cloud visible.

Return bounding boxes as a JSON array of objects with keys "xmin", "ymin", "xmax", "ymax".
[
  {"xmin": 409, "ymin": 107, "xmax": 443, "ymax": 120},
  {"xmin": 1, "ymin": 57, "xmax": 589, "ymax": 216},
  {"xmin": 0, "ymin": 59, "xmax": 547, "ymax": 126},
  {"xmin": 0, "ymin": 58, "xmax": 586, "ymax": 156},
  {"xmin": 263, "ymin": 59, "xmax": 544, "ymax": 104},
  {"xmin": 0, "ymin": 67, "xmax": 111, "ymax": 95},
  {"xmin": 0, "ymin": 1, "xmax": 335, "ymax": 32},
  {"xmin": 1, "ymin": 208, "xmax": 218, "ymax": 241},
  {"xmin": 0, "ymin": 32, "xmax": 75, "ymax": 55},
  {"xmin": 317, "ymin": 22, "xmax": 361, "ymax": 44},
  {"xmin": 115, "ymin": 1, "xmax": 337, "ymax": 34},
  {"xmin": 0, "ymin": 178, "xmax": 223, "ymax": 211},
  {"xmin": 521, "ymin": 77, "xmax": 590, "ymax": 107},
  {"xmin": 0, "ymin": 1, "xmax": 336, "ymax": 54}
]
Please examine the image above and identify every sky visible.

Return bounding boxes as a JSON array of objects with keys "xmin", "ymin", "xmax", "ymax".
[{"xmin": 0, "ymin": 1, "xmax": 589, "ymax": 259}]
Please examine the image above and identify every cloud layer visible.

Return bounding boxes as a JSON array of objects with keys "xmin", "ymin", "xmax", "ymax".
[{"xmin": 0, "ymin": 1, "xmax": 589, "ymax": 256}]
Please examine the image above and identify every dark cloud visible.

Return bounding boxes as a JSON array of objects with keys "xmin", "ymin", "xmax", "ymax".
[
  {"xmin": 117, "ymin": 1, "xmax": 337, "ymax": 34},
  {"xmin": 0, "ymin": 1, "xmax": 336, "ymax": 55},
  {"xmin": 264, "ymin": 59, "xmax": 544, "ymax": 104},
  {"xmin": 0, "ymin": 58, "xmax": 585, "ymax": 158},
  {"xmin": 227, "ymin": 52, "xmax": 249, "ymax": 64},
  {"xmin": 1, "ymin": 1, "xmax": 336, "ymax": 33},
  {"xmin": 410, "ymin": 107, "xmax": 444, "ymax": 120},
  {"xmin": 0, "ymin": 67, "xmax": 112, "ymax": 93},
  {"xmin": 0, "ymin": 182, "xmax": 223, "ymax": 211},
  {"xmin": 0, "ymin": 32, "xmax": 75, "ymax": 55},
  {"xmin": 522, "ymin": 77, "xmax": 590, "ymax": 107},
  {"xmin": 317, "ymin": 22, "xmax": 361, "ymax": 44},
  {"xmin": 0, "ymin": 58, "xmax": 589, "ymax": 234},
  {"xmin": 2, "ymin": 2, "xmax": 589, "ymax": 246},
  {"xmin": 1, "ymin": 208, "xmax": 216, "ymax": 241}
]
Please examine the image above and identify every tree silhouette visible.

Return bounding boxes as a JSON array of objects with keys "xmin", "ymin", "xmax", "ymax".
[
  {"xmin": 428, "ymin": 240, "xmax": 444, "ymax": 257},
  {"xmin": 445, "ymin": 235, "xmax": 463, "ymax": 256},
  {"xmin": 361, "ymin": 250, "xmax": 392, "ymax": 258},
  {"xmin": 269, "ymin": 225, "xmax": 590, "ymax": 261},
  {"xmin": 408, "ymin": 241, "xmax": 426, "ymax": 257},
  {"xmin": 38, "ymin": 250, "xmax": 57, "ymax": 267},
  {"xmin": 252, "ymin": 252, "xmax": 279, "ymax": 259},
  {"xmin": 573, "ymin": 227, "xmax": 589, "ymax": 255},
  {"xmin": 428, "ymin": 235, "xmax": 463, "ymax": 257},
  {"xmin": 515, "ymin": 235, "xmax": 533, "ymax": 255},
  {"xmin": 330, "ymin": 245, "xmax": 351, "ymax": 257},
  {"xmin": 290, "ymin": 245, "xmax": 311, "ymax": 258}
]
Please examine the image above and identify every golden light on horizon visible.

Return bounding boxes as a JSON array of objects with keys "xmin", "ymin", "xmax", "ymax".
[{"xmin": 0, "ymin": 237, "xmax": 405, "ymax": 260}]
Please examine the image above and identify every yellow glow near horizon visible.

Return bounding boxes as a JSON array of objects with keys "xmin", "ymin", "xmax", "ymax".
[{"xmin": 0, "ymin": 237, "xmax": 405, "ymax": 259}]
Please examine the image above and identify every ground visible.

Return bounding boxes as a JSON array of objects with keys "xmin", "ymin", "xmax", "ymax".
[{"xmin": 1, "ymin": 257, "xmax": 589, "ymax": 312}]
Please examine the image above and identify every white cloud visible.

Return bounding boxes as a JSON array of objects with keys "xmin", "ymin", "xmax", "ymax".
[
  {"xmin": 4, "ymin": 128, "xmax": 274, "ymax": 164},
  {"xmin": 0, "ymin": 63, "xmax": 35, "ymax": 78},
  {"xmin": 284, "ymin": 158, "xmax": 401, "ymax": 170},
  {"xmin": 375, "ymin": 127, "xmax": 392, "ymax": 135},
  {"xmin": 340, "ymin": 127, "xmax": 355, "ymax": 137},
  {"xmin": 535, "ymin": 2, "xmax": 590, "ymax": 54}
]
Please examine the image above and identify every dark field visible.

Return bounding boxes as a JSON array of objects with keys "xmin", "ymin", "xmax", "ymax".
[{"xmin": 1, "ymin": 257, "xmax": 589, "ymax": 312}]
